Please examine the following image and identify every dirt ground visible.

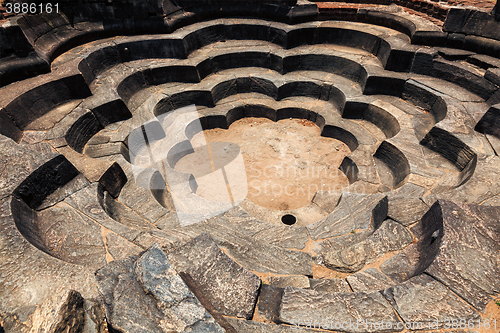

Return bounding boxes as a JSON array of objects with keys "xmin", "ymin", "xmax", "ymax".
[{"xmin": 181, "ymin": 117, "xmax": 351, "ymax": 211}]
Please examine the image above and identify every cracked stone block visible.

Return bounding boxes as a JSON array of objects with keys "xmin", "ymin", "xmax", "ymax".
[
  {"xmin": 309, "ymin": 278, "xmax": 350, "ymax": 293},
  {"xmin": 386, "ymin": 183, "xmax": 428, "ymax": 226},
  {"xmin": 322, "ymin": 219, "xmax": 413, "ymax": 273},
  {"xmin": 0, "ymin": 134, "xmax": 57, "ymax": 200},
  {"xmin": 346, "ymin": 268, "xmax": 395, "ymax": 293},
  {"xmin": 105, "ymin": 232, "xmax": 142, "ymax": 261},
  {"xmin": 2, "ymin": 289, "xmax": 85, "ymax": 333},
  {"xmin": 257, "ymin": 284, "xmax": 284, "ymax": 323},
  {"xmin": 166, "ymin": 232, "xmax": 261, "ymax": 319},
  {"xmin": 96, "ymin": 244, "xmax": 224, "ymax": 333},
  {"xmin": 424, "ymin": 200, "xmax": 500, "ymax": 312},
  {"xmin": 34, "ymin": 203, "xmax": 107, "ymax": 270},
  {"xmin": 265, "ymin": 275, "xmax": 310, "ymax": 289},
  {"xmin": 279, "ymin": 287, "xmax": 402, "ymax": 332},
  {"xmin": 83, "ymin": 299, "xmax": 107, "ymax": 333},
  {"xmin": 382, "ymin": 274, "xmax": 480, "ymax": 327},
  {"xmin": 307, "ymin": 193, "xmax": 388, "ymax": 240}
]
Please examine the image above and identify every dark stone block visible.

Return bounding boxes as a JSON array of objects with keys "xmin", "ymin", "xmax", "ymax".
[
  {"xmin": 226, "ymin": 106, "xmax": 246, "ymax": 126},
  {"xmin": 183, "ymin": 25, "xmax": 225, "ymax": 55},
  {"xmin": 117, "ymin": 38, "xmax": 186, "ymax": 62},
  {"xmin": 475, "ymin": 104, "xmax": 500, "ymax": 138},
  {"xmin": 212, "ymin": 52, "xmax": 271, "ymax": 71},
  {"xmin": 321, "ymin": 125, "xmax": 359, "ymax": 151},
  {"xmin": 211, "ymin": 79, "xmax": 237, "ymax": 104},
  {"xmin": 287, "ymin": 3, "xmax": 318, "ymax": 24},
  {"xmin": 236, "ymin": 77, "xmax": 278, "ymax": 98},
  {"xmin": 223, "ymin": 24, "xmax": 272, "ymax": 45},
  {"xmin": 374, "ymin": 141, "xmax": 410, "ymax": 187},
  {"xmin": 0, "ymin": 110, "xmax": 22, "ymax": 143},
  {"xmin": 170, "ymin": 90, "xmax": 214, "ymax": 109},
  {"xmin": 116, "ymin": 71, "xmax": 149, "ymax": 104},
  {"xmin": 315, "ymin": 27, "xmax": 380, "ymax": 53},
  {"xmin": 286, "ymin": 27, "xmax": 315, "ymax": 49},
  {"xmin": 276, "ymin": 108, "xmax": 317, "ymax": 122},
  {"xmin": 65, "ymin": 111, "xmax": 104, "ymax": 153},
  {"xmin": 145, "ymin": 65, "xmax": 200, "ymax": 85},
  {"xmin": 278, "ymin": 81, "xmax": 322, "ymax": 100},
  {"xmin": 174, "ymin": 0, "xmax": 297, "ymax": 6},
  {"xmin": 402, "ymin": 80, "xmax": 446, "ymax": 122},
  {"xmin": 463, "ymin": 35, "xmax": 500, "ymax": 58},
  {"xmin": 14, "ymin": 155, "xmax": 80, "ymax": 209},
  {"xmin": 409, "ymin": 48, "xmax": 437, "ymax": 75},
  {"xmin": 435, "ymin": 47, "xmax": 474, "ymax": 60},
  {"xmin": 92, "ymin": 99, "xmax": 132, "ymax": 127},
  {"xmin": 244, "ymin": 104, "xmax": 277, "ymax": 121},
  {"xmin": 461, "ymin": 10, "xmax": 500, "ymax": 41},
  {"xmin": 197, "ymin": 58, "xmax": 216, "ymax": 80},
  {"xmin": 200, "ymin": 115, "xmax": 228, "ymax": 130},
  {"xmin": 99, "ymin": 162, "xmax": 127, "ymax": 199},
  {"xmin": 385, "ymin": 49, "xmax": 415, "ymax": 72},
  {"xmin": 268, "ymin": 26, "xmax": 288, "ymax": 49},
  {"xmin": 442, "ymin": 7, "xmax": 470, "ymax": 33},
  {"xmin": 0, "ymin": 53, "xmax": 50, "ymax": 88},
  {"xmin": 421, "ymin": 127, "xmax": 476, "ymax": 171},
  {"xmin": 485, "ymin": 67, "xmax": 500, "ymax": 86},
  {"xmin": 445, "ymin": 32, "xmax": 465, "ymax": 49},
  {"xmin": 431, "ymin": 58, "xmax": 497, "ymax": 100},
  {"xmin": 3, "ymin": 74, "xmax": 91, "ymax": 130},
  {"xmin": 257, "ymin": 284, "xmax": 284, "ymax": 323},
  {"xmin": 467, "ymin": 54, "xmax": 500, "ymax": 69},
  {"xmin": 296, "ymin": 54, "xmax": 364, "ymax": 81},
  {"xmin": 282, "ymin": 54, "xmax": 301, "ymax": 74},
  {"xmin": 411, "ymin": 31, "xmax": 447, "ymax": 46},
  {"xmin": 358, "ymin": 9, "xmax": 415, "ymax": 37},
  {"xmin": 80, "ymin": 45, "xmax": 121, "ymax": 81},
  {"xmin": 364, "ymin": 75, "xmax": 406, "ymax": 97}
]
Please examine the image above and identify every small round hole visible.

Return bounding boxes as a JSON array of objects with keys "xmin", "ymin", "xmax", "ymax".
[{"xmin": 281, "ymin": 214, "xmax": 296, "ymax": 225}]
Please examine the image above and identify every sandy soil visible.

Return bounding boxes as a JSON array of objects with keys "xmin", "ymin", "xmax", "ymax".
[{"xmin": 179, "ymin": 117, "xmax": 351, "ymax": 210}]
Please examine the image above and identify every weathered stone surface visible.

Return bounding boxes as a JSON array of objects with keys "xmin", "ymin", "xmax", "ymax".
[
  {"xmin": 37, "ymin": 174, "xmax": 90, "ymax": 210},
  {"xmin": 424, "ymin": 200, "xmax": 500, "ymax": 312},
  {"xmin": 265, "ymin": 275, "xmax": 310, "ymax": 289},
  {"xmin": 309, "ymin": 278, "xmax": 350, "ymax": 293},
  {"xmin": 322, "ymin": 219, "xmax": 413, "ymax": 273},
  {"xmin": 96, "ymin": 244, "xmax": 224, "ymax": 333},
  {"xmin": 346, "ymin": 268, "xmax": 395, "ymax": 292},
  {"xmin": 386, "ymin": 183, "xmax": 428, "ymax": 226},
  {"xmin": 307, "ymin": 193, "xmax": 388, "ymax": 240},
  {"xmin": 167, "ymin": 233, "xmax": 261, "ymax": 319},
  {"xmin": 0, "ymin": 134, "xmax": 56, "ymax": 200},
  {"xmin": 225, "ymin": 317, "xmax": 322, "ymax": 333},
  {"xmin": 382, "ymin": 275, "xmax": 479, "ymax": 326},
  {"xmin": 2, "ymin": 289, "xmax": 85, "ymax": 333},
  {"xmin": 279, "ymin": 287, "xmax": 402, "ymax": 332},
  {"xmin": 257, "ymin": 284, "xmax": 284, "ymax": 323},
  {"xmin": 64, "ymin": 183, "xmax": 143, "ymax": 241},
  {"xmin": 32, "ymin": 202, "xmax": 107, "ymax": 269},
  {"xmin": 105, "ymin": 232, "xmax": 142, "ymax": 261},
  {"xmin": 0, "ymin": 196, "xmax": 99, "ymax": 318},
  {"xmin": 83, "ymin": 299, "xmax": 107, "ymax": 333},
  {"xmin": 380, "ymin": 202, "xmax": 443, "ymax": 283}
]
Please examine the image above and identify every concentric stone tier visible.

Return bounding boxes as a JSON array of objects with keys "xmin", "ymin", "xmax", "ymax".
[{"xmin": 1, "ymin": 5, "xmax": 500, "ymax": 333}]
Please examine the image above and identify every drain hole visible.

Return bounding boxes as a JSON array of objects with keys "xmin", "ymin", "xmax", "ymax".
[{"xmin": 281, "ymin": 214, "xmax": 296, "ymax": 225}]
